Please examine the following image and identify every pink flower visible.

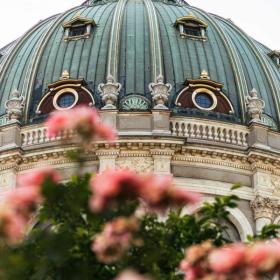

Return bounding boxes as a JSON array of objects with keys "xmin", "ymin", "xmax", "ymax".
[
  {"xmin": 92, "ymin": 217, "xmax": 139, "ymax": 263},
  {"xmin": 89, "ymin": 169, "xmax": 143, "ymax": 212},
  {"xmin": 94, "ymin": 122, "xmax": 117, "ymax": 143},
  {"xmin": 45, "ymin": 106, "xmax": 117, "ymax": 142},
  {"xmin": 0, "ymin": 206, "xmax": 26, "ymax": 244},
  {"xmin": 5, "ymin": 186, "xmax": 41, "ymax": 218},
  {"xmin": 140, "ymin": 175, "xmax": 201, "ymax": 212},
  {"xmin": 17, "ymin": 167, "xmax": 61, "ymax": 189},
  {"xmin": 246, "ymin": 242, "xmax": 280, "ymax": 273},
  {"xmin": 209, "ymin": 244, "xmax": 246, "ymax": 274},
  {"xmin": 115, "ymin": 270, "xmax": 151, "ymax": 280},
  {"xmin": 46, "ymin": 111, "xmax": 69, "ymax": 137}
]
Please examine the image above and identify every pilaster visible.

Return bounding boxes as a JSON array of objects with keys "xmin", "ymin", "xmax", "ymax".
[
  {"xmin": 248, "ymin": 122, "xmax": 269, "ymax": 150},
  {"xmin": 96, "ymin": 149, "xmax": 119, "ymax": 173},
  {"xmin": 151, "ymin": 149, "xmax": 174, "ymax": 175},
  {"xmin": 152, "ymin": 110, "xmax": 171, "ymax": 136},
  {"xmin": 99, "ymin": 110, "xmax": 118, "ymax": 130},
  {"xmin": 0, "ymin": 122, "xmax": 22, "ymax": 151}
]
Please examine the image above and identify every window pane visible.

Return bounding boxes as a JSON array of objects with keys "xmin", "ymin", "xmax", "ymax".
[
  {"xmin": 183, "ymin": 26, "xmax": 201, "ymax": 37},
  {"xmin": 57, "ymin": 93, "xmax": 75, "ymax": 108},
  {"xmin": 195, "ymin": 93, "xmax": 213, "ymax": 109},
  {"xmin": 69, "ymin": 26, "xmax": 87, "ymax": 37}
]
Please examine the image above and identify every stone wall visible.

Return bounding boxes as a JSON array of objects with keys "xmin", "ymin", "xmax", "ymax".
[{"xmin": 1, "ymin": 111, "xmax": 280, "ymax": 238}]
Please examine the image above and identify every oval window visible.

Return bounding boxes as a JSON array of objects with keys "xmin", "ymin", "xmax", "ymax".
[
  {"xmin": 57, "ymin": 93, "xmax": 75, "ymax": 108},
  {"xmin": 195, "ymin": 92, "xmax": 213, "ymax": 109}
]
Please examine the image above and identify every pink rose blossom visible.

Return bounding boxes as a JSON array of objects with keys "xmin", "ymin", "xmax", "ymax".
[
  {"xmin": 45, "ymin": 106, "xmax": 116, "ymax": 142},
  {"xmin": 5, "ymin": 186, "xmax": 41, "ymax": 218},
  {"xmin": 140, "ymin": 175, "xmax": 201, "ymax": 212},
  {"xmin": 246, "ymin": 242, "xmax": 280, "ymax": 273},
  {"xmin": 90, "ymin": 169, "xmax": 143, "ymax": 212},
  {"xmin": 115, "ymin": 270, "xmax": 151, "ymax": 280},
  {"xmin": 0, "ymin": 206, "xmax": 26, "ymax": 244},
  {"xmin": 209, "ymin": 244, "xmax": 246, "ymax": 274},
  {"xmin": 46, "ymin": 111, "xmax": 69, "ymax": 137},
  {"xmin": 17, "ymin": 167, "xmax": 61, "ymax": 189},
  {"xmin": 92, "ymin": 217, "xmax": 139, "ymax": 263}
]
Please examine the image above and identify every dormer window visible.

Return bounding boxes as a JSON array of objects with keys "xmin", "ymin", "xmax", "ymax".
[
  {"xmin": 175, "ymin": 14, "xmax": 207, "ymax": 40},
  {"xmin": 63, "ymin": 14, "xmax": 96, "ymax": 41},
  {"xmin": 175, "ymin": 71, "xmax": 234, "ymax": 115},
  {"xmin": 268, "ymin": 50, "xmax": 280, "ymax": 68}
]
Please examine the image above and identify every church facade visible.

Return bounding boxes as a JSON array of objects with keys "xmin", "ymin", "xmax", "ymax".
[{"xmin": 0, "ymin": 0, "xmax": 280, "ymax": 239}]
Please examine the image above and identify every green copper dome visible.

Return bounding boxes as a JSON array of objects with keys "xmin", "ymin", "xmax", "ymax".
[{"xmin": 0, "ymin": 0, "xmax": 279, "ymax": 126}]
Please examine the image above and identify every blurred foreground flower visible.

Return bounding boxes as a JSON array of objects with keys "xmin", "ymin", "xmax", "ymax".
[
  {"xmin": 180, "ymin": 240, "xmax": 280, "ymax": 280},
  {"xmin": 0, "ymin": 167, "xmax": 60, "ymax": 244},
  {"xmin": 90, "ymin": 169, "xmax": 201, "ymax": 213},
  {"xmin": 115, "ymin": 270, "xmax": 152, "ymax": 280},
  {"xmin": 92, "ymin": 217, "xmax": 140, "ymax": 263},
  {"xmin": 46, "ymin": 106, "xmax": 116, "ymax": 142}
]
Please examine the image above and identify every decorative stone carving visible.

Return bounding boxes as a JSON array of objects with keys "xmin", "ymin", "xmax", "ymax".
[
  {"xmin": 120, "ymin": 95, "xmax": 150, "ymax": 111},
  {"xmin": 246, "ymin": 88, "xmax": 265, "ymax": 123},
  {"xmin": 98, "ymin": 75, "xmax": 121, "ymax": 110},
  {"xmin": 272, "ymin": 175, "xmax": 280, "ymax": 195},
  {"xmin": 149, "ymin": 75, "xmax": 172, "ymax": 110},
  {"xmin": 61, "ymin": 70, "xmax": 70, "ymax": 80},
  {"xmin": 96, "ymin": 149, "xmax": 119, "ymax": 173},
  {"xmin": 250, "ymin": 195, "xmax": 275, "ymax": 220},
  {"xmin": 200, "ymin": 70, "xmax": 210, "ymax": 80},
  {"xmin": 117, "ymin": 157, "xmax": 153, "ymax": 174},
  {"xmin": 5, "ymin": 89, "xmax": 25, "ymax": 123}
]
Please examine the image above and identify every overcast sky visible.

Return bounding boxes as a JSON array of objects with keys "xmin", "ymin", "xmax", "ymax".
[{"xmin": 0, "ymin": 0, "xmax": 279, "ymax": 49}]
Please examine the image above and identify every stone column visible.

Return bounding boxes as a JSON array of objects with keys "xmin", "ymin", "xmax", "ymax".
[
  {"xmin": 251, "ymin": 195, "xmax": 275, "ymax": 233},
  {"xmin": 151, "ymin": 149, "xmax": 174, "ymax": 175},
  {"xmin": 96, "ymin": 149, "xmax": 119, "ymax": 173}
]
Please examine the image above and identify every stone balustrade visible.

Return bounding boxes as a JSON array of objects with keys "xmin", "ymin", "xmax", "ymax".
[
  {"xmin": 170, "ymin": 118, "xmax": 249, "ymax": 147},
  {"xmin": 21, "ymin": 125, "xmax": 74, "ymax": 147}
]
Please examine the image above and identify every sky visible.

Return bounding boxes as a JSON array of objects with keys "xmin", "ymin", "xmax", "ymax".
[{"xmin": 0, "ymin": 0, "xmax": 279, "ymax": 49}]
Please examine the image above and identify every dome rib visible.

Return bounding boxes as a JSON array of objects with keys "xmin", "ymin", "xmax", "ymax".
[
  {"xmin": 107, "ymin": 0, "xmax": 128, "ymax": 79},
  {"xmin": 191, "ymin": 7, "xmax": 248, "ymax": 122},
  {"xmin": 217, "ymin": 16, "xmax": 280, "ymax": 123},
  {"xmin": 23, "ymin": 7, "xmax": 84, "ymax": 121},
  {"xmin": 143, "ymin": 0, "xmax": 164, "ymax": 81},
  {"xmin": 0, "ymin": 17, "xmax": 55, "ymax": 114}
]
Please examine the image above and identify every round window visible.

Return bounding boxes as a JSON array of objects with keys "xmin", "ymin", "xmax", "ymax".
[
  {"xmin": 57, "ymin": 93, "xmax": 75, "ymax": 108},
  {"xmin": 195, "ymin": 92, "xmax": 213, "ymax": 109}
]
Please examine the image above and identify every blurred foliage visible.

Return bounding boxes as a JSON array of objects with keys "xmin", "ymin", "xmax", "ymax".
[{"xmin": 0, "ymin": 175, "xmax": 277, "ymax": 280}]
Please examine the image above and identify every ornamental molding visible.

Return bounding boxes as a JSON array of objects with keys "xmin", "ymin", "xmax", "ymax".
[
  {"xmin": 98, "ymin": 75, "xmax": 121, "ymax": 110},
  {"xmin": 95, "ymin": 149, "xmax": 120, "ymax": 157},
  {"xmin": 120, "ymin": 95, "xmax": 151, "ymax": 111},
  {"xmin": 116, "ymin": 157, "xmax": 154, "ymax": 174},
  {"xmin": 272, "ymin": 175, "xmax": 280, "ymax": 195},
  {"xmin": 149, "ymin": 75, "xmax": 172, "ymax": 110},
  {"xmin": 5, "ymin": 89, "xmax": 25, "ymax": 123},
  {"xmin": 150, "ymin": 149, "xmax": 175, "ymax": 157},
  {"xmin": 250, "ymin": 195, "xmax": 279, "ymax": 220},
  {"xmin": 246, "ymin": 89, "xmax": 265, "ymax": 123}
]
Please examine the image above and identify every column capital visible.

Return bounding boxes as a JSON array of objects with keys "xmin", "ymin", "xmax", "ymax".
[{"xmin": 250, "ymin": 195, "xmax": 277, "ymax": 220}]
